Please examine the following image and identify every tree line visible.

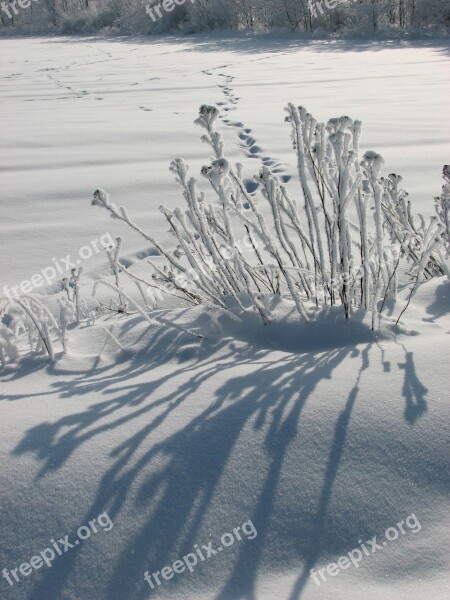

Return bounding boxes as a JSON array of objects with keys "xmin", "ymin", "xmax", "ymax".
[{"xmin": 1, "ymin": 0, "xmax": 448, "ymax": 34}]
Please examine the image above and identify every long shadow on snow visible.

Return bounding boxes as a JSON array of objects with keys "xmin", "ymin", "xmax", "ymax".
[
  {"xmin": 12, "ymin": 324, "xmax": 428, "ymax": 600},
  {"xmin": 42, "ymin": 33, "xmax": 450, "ymax": 58}
]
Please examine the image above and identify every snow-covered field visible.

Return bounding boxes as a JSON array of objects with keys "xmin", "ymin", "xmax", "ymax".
[
  {"xmin": 0, "ymin": 35, "xmax": 449, "ymax": 600},
  {"xmin": 1, "ymin": 36, "xmax": 449, "ymax": 286}
]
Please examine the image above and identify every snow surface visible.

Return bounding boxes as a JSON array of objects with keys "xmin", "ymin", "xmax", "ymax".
[
  {"xmin": 0, "ymin": 35, "xmax": 449, "ymax": 600},
  {"xmin": 1, "ymin": 35, "xmax": 449, "ymax": 286}
]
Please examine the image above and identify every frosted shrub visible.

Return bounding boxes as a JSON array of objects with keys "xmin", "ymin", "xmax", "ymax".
[
  {"xmin": 284, "ymin": 105, "xmax": 447, "ymax": 322},
  {"xmin": 0, "ymin": 324, "xmax": 19, "ymax": 367},
  {"xmin": 0, "ymin": 296, "xmax": 64, "ymax": 360},
  {"xmin": 0, "ymin": 267, "xmax": 88, "ymax": 363},
  {"xmin": 433, "ymin": 165, "xmax": 450, "ymax": 280},
  {"xmin": 92, "ymin": 104, "xmax": 448, "ymax": 327}
]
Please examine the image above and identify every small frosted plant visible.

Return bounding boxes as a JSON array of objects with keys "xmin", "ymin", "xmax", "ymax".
[
  {"xmin": 0, "ymin": 324, "xmax": 19, "ymax": 367},
  {"xmin": 0, "ymin": 296, "xmax": 64, "ymax": 360}
]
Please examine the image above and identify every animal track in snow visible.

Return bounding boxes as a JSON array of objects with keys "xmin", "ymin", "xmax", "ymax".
[{"xmin": 202, "ymin": 66, "xmax": 293, "ymax": 194}]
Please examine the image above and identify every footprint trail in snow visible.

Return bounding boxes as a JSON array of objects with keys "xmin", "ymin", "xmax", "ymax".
[{"xmin": 203, "ymin": 68, "xmax": 292, "ymax": 194}]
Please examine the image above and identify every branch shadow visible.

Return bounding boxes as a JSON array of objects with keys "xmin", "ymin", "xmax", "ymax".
[
  {"xmin": 423, "ymin": 280, "xmax": 450, "ymax": 324},
  {"xmin": 41, "ymin": 32, "xmax": 450, "ymax": 59},
  {"xmin": 398, "ymin": 348, "xmax": 428, "ymax": 425},
  {"xmin": 9, "ymin": 324, "xmax": 429, "ymax": 600}
]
